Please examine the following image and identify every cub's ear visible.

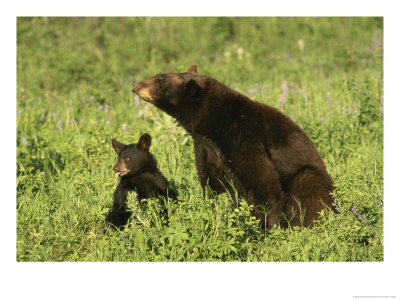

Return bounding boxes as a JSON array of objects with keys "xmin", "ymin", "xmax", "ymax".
[
  {"xmin": 137, "ymin": 133, "xmax": 152, "ymax": 152},
  {"xmin": 185, "ymin": 79, "xmax": 202, "ymax": 99},
  {"xmin": 187, "ymin": 65, "xmax": 198, "ymax": 73},
  {"xmin": 112, "ymin": 138, "xmax": 126, "ymax": 154}
]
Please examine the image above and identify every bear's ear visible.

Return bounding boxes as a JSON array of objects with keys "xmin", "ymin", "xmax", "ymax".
[
  {"xmin": 112, "ymin": 138, "xmax": 126, "ymax": 154},
  {"xmin": 185, "ymin": 79, "xmax": 202, "ymax": 99},
  {"xmin": 137, "ymin": 133, "xmax": 152, "ymax": 152},
  {"xmin": 187, "ymin": 65, "xmax": 198, "ymax": 74}
]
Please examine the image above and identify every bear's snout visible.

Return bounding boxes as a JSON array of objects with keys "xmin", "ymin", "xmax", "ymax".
[
  {"xmin": 132, "ymin": 81, "xmax": 154, "ymax": 103},
  {"xmin": 132, "ymin": 82, "xmax": 142, "ymax": 94}
]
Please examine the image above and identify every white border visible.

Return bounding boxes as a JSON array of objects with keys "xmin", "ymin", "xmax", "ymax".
[{"xmin": 2, "ymin": 1, "xmax": 399, "ymax": 299}]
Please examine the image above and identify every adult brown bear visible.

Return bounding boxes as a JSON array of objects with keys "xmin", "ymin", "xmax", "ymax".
[{"xmin": 133, "ymin": 65, "xmax": 334, "ymax": 228}]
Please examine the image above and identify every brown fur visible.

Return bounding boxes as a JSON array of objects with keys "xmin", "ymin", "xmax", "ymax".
[{"xmin": 133, "ymin": 65, "xmax": 334, "ymax": 228}]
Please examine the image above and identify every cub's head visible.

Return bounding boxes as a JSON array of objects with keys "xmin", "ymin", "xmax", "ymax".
[
  {"xmin": 132, "ymin": 65, "xmax": 204, "ymax": 116},
  {"xmin": 111, "ymin": 133, "xmax": 153, "ymax": 178}
]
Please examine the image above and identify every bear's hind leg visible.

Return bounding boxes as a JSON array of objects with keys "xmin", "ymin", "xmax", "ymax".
[{"xmin": 284, "ymin": 166, "xmax": 334, "ymax": 227}]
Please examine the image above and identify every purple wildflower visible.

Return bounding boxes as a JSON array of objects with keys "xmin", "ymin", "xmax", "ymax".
[
  {"xmin": 351, "ymin": 207, "xmax": 366, "ymax": 222},
  {"xmin": 373, "ymin": 32, "xmax": 382, "ymax": 50},
  {"xmin": 99, "ymin": 104, "xmax": 111, "ymax": 124},
  {"xmin": 302, "ymin": 87, "xmax": 307, "ymax": 100},
  {"xmin": 332, "ymin": 198, "xmax": 341, "ymax": 212},
  {"xmin": 57, "ymin": 120, "xmax": 63, "ymax": 133},
  {"xmin": 278, "ymin": 81, "xmax": 289, "ymax": 107},
  {"xmin": 282, "ymin": 81, "xmax": 289, "ymax": 96},
  {"xmin": 326, "ymin": 92, "xmax": 332, "ymax": 106},
  {"xmin": 123, "ymin": 234, "xmax": 128, "ymax": 248},
  {"xmin": 353, "ymin": 108, "xmax": 358, "ymax": 120},
  {"xmin": 122, "ymin": 124, "xmax": 128, "ymax": 131},
  {"xmin": 134, "ymin": 95, "xmax": 140, "ymax": 106},
  {"xmin": 320, "ymin": 117, "xmax": 325, "ymax": 124},
  {"xmin": 248, "ymin": 88, "xmax": 257, "ymax": 97},
  {"xmin": 283, "ymin": 53, "xmax": 290, "ymax": 61}
]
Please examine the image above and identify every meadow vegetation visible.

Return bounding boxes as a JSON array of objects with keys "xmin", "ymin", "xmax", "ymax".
[{"xmin": 17, "ymin": 17, "xmax": 383, "ymax": 261}]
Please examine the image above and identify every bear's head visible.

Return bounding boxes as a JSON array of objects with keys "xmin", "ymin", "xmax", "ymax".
[
  {"xmin": 132, "ymin": 65, "xmax": 205, "ymax": 118},
  {"xmin": 111, "ymin": 133, "xmax": 153, "ymax": 178}
]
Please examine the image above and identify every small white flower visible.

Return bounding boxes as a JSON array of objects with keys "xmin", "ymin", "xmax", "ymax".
[
  {"xmin": 21, "ymin": 136, "xmax": 28, "ymax": 145},
  {"xmin": 298, "ymin": 39, "xmax": 305, "ymax": 53}
]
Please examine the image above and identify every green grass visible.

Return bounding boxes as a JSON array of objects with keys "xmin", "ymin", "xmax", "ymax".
[{"xmin": 17, "ymin": 17, "xmax": 383, "ymax": 261}]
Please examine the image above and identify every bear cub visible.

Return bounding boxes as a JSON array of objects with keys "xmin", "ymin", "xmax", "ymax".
[{"xmin": 106, "ymin": 133, "xmax": 176, "ymax": 227}]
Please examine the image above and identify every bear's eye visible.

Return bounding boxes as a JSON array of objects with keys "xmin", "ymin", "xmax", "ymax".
[{"xmin": 124, "ymin": 156, "xmax": 130, "ymax": 161}]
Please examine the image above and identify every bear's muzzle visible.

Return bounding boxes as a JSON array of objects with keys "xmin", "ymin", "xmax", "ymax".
[{"xmin": 132, "ymin": 82, "xmax": 153, "ymax": 103}]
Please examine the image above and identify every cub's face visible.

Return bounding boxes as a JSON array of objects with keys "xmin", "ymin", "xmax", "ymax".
[
  {"xmin": 111, "ymin": 134, "xmax": 152, "ymax": 178},
  {"xmin": 132, "ymin": 65, "xmax": 202, "ymax": 116}
]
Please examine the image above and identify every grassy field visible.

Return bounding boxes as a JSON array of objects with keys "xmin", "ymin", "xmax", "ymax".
[{"xmin": 17, "ymin": 17, "xmax": 383, "ymax": 262}]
